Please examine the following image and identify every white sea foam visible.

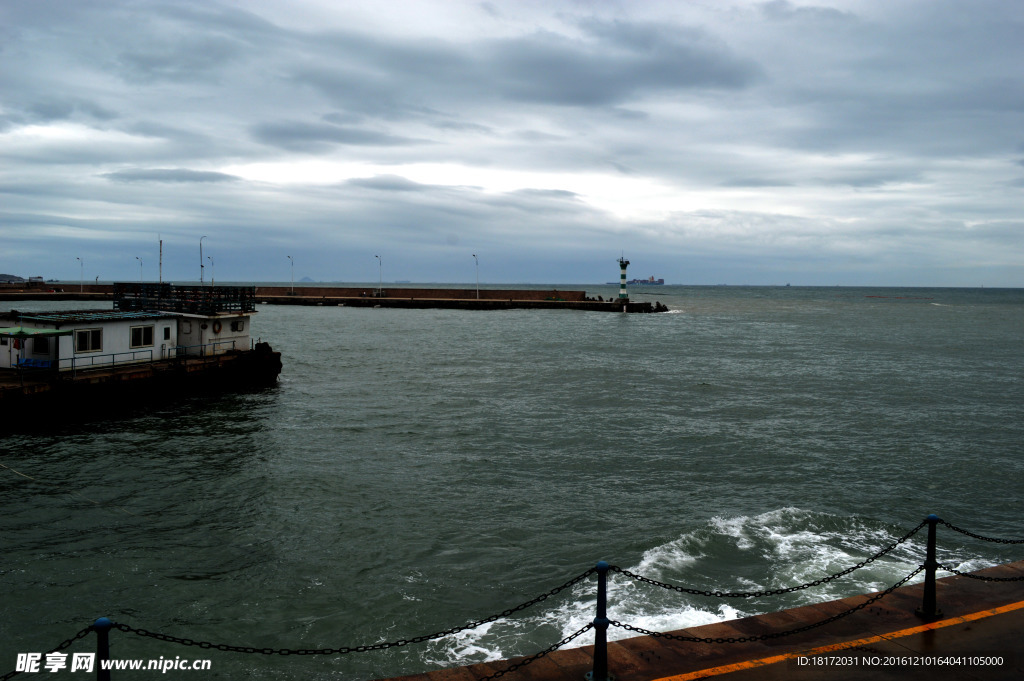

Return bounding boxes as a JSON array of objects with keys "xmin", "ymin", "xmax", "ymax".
[
  {"xmin": 422, "ymin": 620, "xmax": 509, "ymax": 667},
  {"xmin": 426, "ymin": 507, "xmax": 995, "ymax": 666}
]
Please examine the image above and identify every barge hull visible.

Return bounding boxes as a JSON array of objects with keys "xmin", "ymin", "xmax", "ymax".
[{"xmin": 0, "ymin": 345, "xmax": 281, "ymax": 418}]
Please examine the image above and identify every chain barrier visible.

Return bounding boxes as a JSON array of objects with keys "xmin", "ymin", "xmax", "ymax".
[
  {"xmin": 5, "ymin": 516, "xmax": 1021, "ymax": 681},
  {"xmin": 611, "ymin": 520, "xmax": 926, "ymax": 599},
  {"xmin": 937, "ymin": 563, "xmax": 1024, "ymax": 582},
  {"xmin": 938, "ymin": 520, "xmax": 1024, "ymax": 544},
  {"xmin": 478, "ymin": 624, "xmax": 594, "ymax": 681},
  {"xmin": 1, "ymin": 627, "xmax": 93, "ymax": 681},
  {"xmin": 114, "ymin": 568, "xmax": 595, "ymax": 657},
  {"xmin": 610, "ymin": 566, "xmax": 924, "ymax": 644}
]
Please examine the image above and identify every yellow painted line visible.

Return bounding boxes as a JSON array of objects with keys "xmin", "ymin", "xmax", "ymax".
[{"xmin": 650, "ymin": 599, "xmax": 1024, "ymax": 681}]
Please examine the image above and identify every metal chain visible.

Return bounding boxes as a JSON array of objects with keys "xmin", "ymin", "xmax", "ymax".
[
  {"xmin": 1, "ymin": 627, "xmax": 93, "ymax": 681},
  {"xmin": 477, "ymin": 623, "xmax": 594, "ymax": 681},
  {"xmin": 611, "ymin": 521, "xmax": 926, "ymax": 599},
  {"xmin": 938, "ymin": 520, "xmax": 1024, "ymax": 544},
  {"xmin": 937, "ymin": 563, "xmax": 1024, "ymax": 582},
  {"xmin": 115, "ymin": 568, "xmax": 595, "ymax": 656},
  {"xmin": 610, "ymin": 566, "xmax": 924, "ymax": 644}
]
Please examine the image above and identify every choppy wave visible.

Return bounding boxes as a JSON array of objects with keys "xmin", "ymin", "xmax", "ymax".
[{"xmin": 424, "ymin": 507, "xmax": 995, "ymax": 665}]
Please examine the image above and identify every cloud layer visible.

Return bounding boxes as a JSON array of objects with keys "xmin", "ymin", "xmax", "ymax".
[{"xmin": 2, "ymin": 0, "xmax": 1022, "ymax": 285}]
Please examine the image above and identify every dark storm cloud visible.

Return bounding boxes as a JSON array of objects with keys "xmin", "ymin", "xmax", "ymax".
[
  {"xmin": 113, "ymin": 36, "xmax": 243, "ymax": 83},
  {"xmin": 760, "ymin": 0, "xmax": 855, "ymax": 23},
  {"xmin": 480, "ymin": 25, "xmax": 759, "ymax": 106},
  {"xmin": 251, "ymin": 121, "xmax": 428, "ymax": 152},
  {"xmin": 97, "ymin": 2, "xmax": 280, "ymax": 84},
  {"xmin": 25, "ymin": 98, "xmax": 118, "ymax": 123},
  {"xmin": 752, "ymin": 0, "xmax": 1024, "ymax": 158},
  {"xmin": 286, "ymin": 16, "xmax": 759, "ymax": 122},
  {"xmin": 102, "ymin": 168, "xmax": 239, "ymax": 183},
  {"xmin": 121, "ymin": 121, "xmax": 210, "ymax": 145}
]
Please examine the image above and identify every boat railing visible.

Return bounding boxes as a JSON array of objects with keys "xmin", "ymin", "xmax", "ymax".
[
  {"xmin": 23, "ymin": 341, "xmax": 238, "ymax": 378},
  {"xmin": 57, "ymin": 349, "xmax": 155, "ymax": 377},
  {"xmin": 173, "ymin": 339, "xmax": 237, "ymax": 359}
]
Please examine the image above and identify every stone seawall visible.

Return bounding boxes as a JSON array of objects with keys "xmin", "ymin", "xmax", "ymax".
[
  {"xmin": 254, "ymin": 286, "xmax": 587, "ymax": 301},
  {"xmin": 0, "ymin": 284, "xmax": 663, "ymax": 312}
]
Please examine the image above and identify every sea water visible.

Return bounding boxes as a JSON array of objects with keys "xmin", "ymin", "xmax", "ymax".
[{"xmin": 2, "ymin": 285, "xmax": 1022, "ymax": 679}]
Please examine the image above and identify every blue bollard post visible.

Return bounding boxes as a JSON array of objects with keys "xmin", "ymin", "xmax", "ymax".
[
  {"xmin": 92, "ymin": 617, "xmax": 112, "ymax": 681},
  {"xmin": 586, "ymin": 561, "xmax": 613, "ymax": 681},
  {"xmin": 915, "ymin": 515, "xmax": 943, "ymax": 620}
]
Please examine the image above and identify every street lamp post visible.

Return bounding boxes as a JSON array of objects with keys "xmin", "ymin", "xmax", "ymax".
[
  {"xmin": 473, "ymin": 254, "xmax": 479, "ymax": 299},
  {"xmin": 375, "ymin": 255, "xmax": 382, "ymax": 297},
  {"xmin": 200, "ymin": 236, "xmax": 207, "ymax": 285},
  {"xmin": 76, "ymin": 257, "xmax": 83, "ymax": 292},
  {"xmin": 136, "ymin": 256, "xmax": 142, "ymax": 283},
  {"xmin": 208, "ymin": 256, "xmax": 214, "ymax": 286},
  {"xmin": 287, "ymin": 255, "xmax": 294, "ymax": 294}
]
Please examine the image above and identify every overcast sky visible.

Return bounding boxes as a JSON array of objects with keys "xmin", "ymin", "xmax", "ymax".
[{"xmin": 2, "ymin": 0, "xmax": 1022, "ymax": 286}]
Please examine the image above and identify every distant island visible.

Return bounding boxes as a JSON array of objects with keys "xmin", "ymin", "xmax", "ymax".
[{"xmin": 1, "ymin": 274, "xmax": 45, "ymax": 283}]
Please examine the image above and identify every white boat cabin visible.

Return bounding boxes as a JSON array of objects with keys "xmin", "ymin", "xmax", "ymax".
[
  {"xmin": 0, "ymin": 310, "xmax": 179, "ymax": 371},
  {"xmin": 0, "ymin": 283, "xmax": 258, "ymax": 372}
]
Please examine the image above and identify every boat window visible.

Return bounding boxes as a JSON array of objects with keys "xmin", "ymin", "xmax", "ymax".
[
  {"xmin": 130, "ymin": 325, "xmax": 154, "ymax": 348},
  {"xmin": 75, "ymin": 328, "xmax": 102, "ymax": 353}
]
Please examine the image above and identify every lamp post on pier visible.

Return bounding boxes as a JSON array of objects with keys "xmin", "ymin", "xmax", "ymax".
[
  {"xmin": 200, "ymin": 236, "xmax": 207, "ymax": 285},
  {"xmin": 76, "ymin": 257, "xmax": 83, "ymax": 292},
  {"xmin": 473, "ymin": 254, "xmax": 479, "ymax": 299},
  {"xmin": 136, "ymin": 256, "xmax": 142, "ymax": 283},
  {"xmin": 375, "ymin": 254, "xmax": 382, "ymax": 297},
  {"xmin": 208, "ymin": 256, "xmax": 214, "ymax": 286},
  {"xmin": 287, "ymin": 255, "xmax": 294, "ymax": 294}
]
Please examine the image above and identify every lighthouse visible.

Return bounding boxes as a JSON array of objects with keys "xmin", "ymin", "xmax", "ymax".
[{"xmin": 618, "ymin": 256, "xmax": 629, "ymax": 302}]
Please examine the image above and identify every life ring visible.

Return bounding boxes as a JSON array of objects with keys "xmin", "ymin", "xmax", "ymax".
[{"xmin": 212, "ymin": 320, "xmax": 222, "ymax": 334}]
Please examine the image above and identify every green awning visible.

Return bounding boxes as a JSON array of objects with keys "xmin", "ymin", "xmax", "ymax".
[{"xmin": 0, "ymin": 327, "xmax": 73, "ymax": 338}]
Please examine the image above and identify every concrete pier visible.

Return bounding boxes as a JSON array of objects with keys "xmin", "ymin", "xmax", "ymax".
[{"xmin": 0, "ymin": 284, "xmax": 665, "ymax": 312}]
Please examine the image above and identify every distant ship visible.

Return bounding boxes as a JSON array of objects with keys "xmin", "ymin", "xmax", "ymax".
[{"xmin": 628, "ymin": 276, "xmax": 665, "ymax": 285}]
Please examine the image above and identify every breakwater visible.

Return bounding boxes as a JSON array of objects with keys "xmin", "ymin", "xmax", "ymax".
[{"xmin": 0, "ymin": 283, "xmax": 665, "ymax": 312}]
